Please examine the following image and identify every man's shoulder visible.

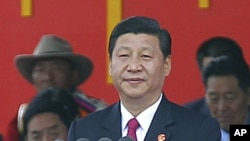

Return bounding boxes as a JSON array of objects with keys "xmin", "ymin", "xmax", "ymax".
[
  {"xmin": 73, "ymin": 90, "xmax": 107, "ymax": 111},
  {"xmin": 154, "ymin": 98, "xmax": 221, "ymax": 141},
  {"xmin": 182, "ymin": 97, "xmax": 211, "ymax": 117},
  {"xmin": 168, "ymin": 100, "xmax": 220, "ymax": 133},
  {"xmin": 166, "ymin": 99, "xmax": 214, "ymax": 124},
  {"xmin": 183, "ymin": 97, "xmax": 206, "ymax": 108},
  {"xmin": 75, "ymin": 103, "xmax": 117, "ymax": 124}
]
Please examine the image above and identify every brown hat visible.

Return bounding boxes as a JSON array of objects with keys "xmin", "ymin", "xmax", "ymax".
[{"xmin": 14, "ymin": 34, "xmax": 93, "ymax": 86}]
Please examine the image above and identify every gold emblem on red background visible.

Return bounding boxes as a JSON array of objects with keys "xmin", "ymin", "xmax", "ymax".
[{"xmin": 157, "ymin": 134, "xmax": 166, "ymax": 141}]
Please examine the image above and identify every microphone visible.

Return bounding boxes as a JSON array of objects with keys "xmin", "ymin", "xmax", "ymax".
[
  {"xmin": 98, "ymin": 137, "xmax": 112, "ymax": 141},
  {"xmin": 54, "ymin": 139, "xmax": 64, "ymax": 141},
  {"xmin": 118, "ymin": 136, "xmax": 134, "ymax": 141},
  {"xmin": 76, "ymin": 138, "xmax": 90, "ymax": 141}
]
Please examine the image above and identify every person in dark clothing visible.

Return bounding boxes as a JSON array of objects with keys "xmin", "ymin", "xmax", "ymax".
[
  {"xmin": 68, "ymin": 16, "xmax": 221, "ymax": 141},
  {"xmin": 202, "ymin": 56, "xmax": 250, "ymax": 141},
  {"xmin": 184, "ymin": 36, "xmax": 245, "ymax": 117},
  {"xmin": 22, "ymin": 87, "xmax": 79, "ymax": 141},
  {"xmin": 4, "ymin": 34, "xmax": 107, "ymax": 141}
]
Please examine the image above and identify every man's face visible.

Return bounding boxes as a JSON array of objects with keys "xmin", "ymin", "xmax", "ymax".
[
  {"xmin": 32, "ymin": 58, "xmax": 76, "ymax": 91},
  {"xmin": 26, "ymin": 112, "xmax": 68, "ymax": 141},
  {"xmin": 205, "ymin": 75, "xmax": 249, "ymax": 132},
  {"xmin": 109, "ymin": 33, "xmax": 171, "ymax": 102}
]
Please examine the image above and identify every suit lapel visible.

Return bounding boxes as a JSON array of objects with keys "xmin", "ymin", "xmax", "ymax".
[
  {"xmin": 144, "ymin": 95, "xmax": 174, "ymax": 141},
  {"xmin": 100, "ymin": 102, "xmax": 122, "ymax": 140},
  {"xmin": 98, "ymin": 96, "xmax": 175, "ymax": 140}
]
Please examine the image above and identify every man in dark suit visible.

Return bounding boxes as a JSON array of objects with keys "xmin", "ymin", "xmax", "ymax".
[
  {"xmin": 68, "ymin": 16, "xmax": 221, "ymax": 141},
  {"xmin": 202, "ymin": 56, "xmax": 250, "ymax": 141},
  {"xmin": 184, "ymin": 36, "xmax": 245, "ymax": 117}
]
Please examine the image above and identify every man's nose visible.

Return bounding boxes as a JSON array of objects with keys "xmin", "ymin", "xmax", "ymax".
[
  {"xmin": 127, "ymin": 58, "xmax": 143, "ymax": 72},
  {"xmin": 217, "ymin": 99, "xmax": 228, "ymax": 111},
  {"xmin": 41, "ymin": 69, "xmax": 53, "ymax": 80}
]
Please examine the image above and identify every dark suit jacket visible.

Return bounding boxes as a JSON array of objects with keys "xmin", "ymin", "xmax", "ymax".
[
  {"xmin": 183, "ymin": 97, "xmax": 211, "ymax": 117},
  {"xmin": 68, "ymin": 95, "xmax": 221, "ymax": 141}
]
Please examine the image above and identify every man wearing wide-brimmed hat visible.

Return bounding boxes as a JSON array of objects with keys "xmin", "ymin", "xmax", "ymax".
[{"xmin": 5, "ymin": 34, "xmax": 107, "ymax": 141}]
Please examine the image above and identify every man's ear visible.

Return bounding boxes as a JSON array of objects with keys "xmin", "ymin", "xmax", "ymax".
[
  {"xmin": 108, "ymin": 61, "xmax": 111, "ymax": 76},
  {"xmin": 164, "ymin": 55, "xmax": 171, "ymax": 76}
]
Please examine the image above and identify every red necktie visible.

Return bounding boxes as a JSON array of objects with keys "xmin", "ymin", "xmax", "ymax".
[{"xmin": 127, "ymin": 118, "xmax": 139, "ymax": 141}]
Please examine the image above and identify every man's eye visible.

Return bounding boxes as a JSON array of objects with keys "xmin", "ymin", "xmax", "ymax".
[
  {"xmin": 208, "ymin": 94, "xmax": 219, "ymax": 103},
  {"xmin": 226, "ymin": 93, "xmax": 236, "ymax": 100},
  {"xmin": 50, "ymin": 132, "xmax": 59, "ymax": 138},
  {"xmin": 33, "ymin": 66, "xmax": 43, "ymax": 72},
  {"xmin": 210, "ymin": 98, "xmax": 218, "ymax": 103},
  {"xmin": 31, "ymin": 134, "xmax": 41, "ymax": 141},
  {"xmin": 142, "ymin": 55, "xmax": 151, "ymax": 58},
  {"xmin": 53, "ymin": 65, "xmax": 65, "ymax": 70},
  {"xmin": 119, "ymin": 54, "xmax": 129, "ymax": 57}
]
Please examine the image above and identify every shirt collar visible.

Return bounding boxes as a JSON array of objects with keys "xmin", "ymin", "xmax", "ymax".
[
  {"xmin": 121, "ymin": 93, "xmax": 163, "ymax": 132},
  {"xmin": 220, "ymin": 129, "xmax": 229, "ymax": 141}
]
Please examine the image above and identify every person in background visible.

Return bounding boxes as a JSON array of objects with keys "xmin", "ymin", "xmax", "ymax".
[
  {"xmin": 22, "ymin": 87, "xmax": 79, "ymax": 141},
  {"xmin": 184, "ymin": 36, "xmax": 245, "ymax": 117},
  {"xmin": 202, "ymin": 56, "xmax": 250, "ymax": 141},
  {"xmin": 68, "ymin": 16, "xmax": 221, "ymax": 141},
  {"xmin": 4, "ymin": 34, "xmax": 107, "ymax": 141}
]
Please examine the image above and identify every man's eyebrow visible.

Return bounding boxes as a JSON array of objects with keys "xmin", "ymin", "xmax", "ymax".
[
  {"xmin": 49, "ymin": 124, "xmax": 60, "ymax": 131},
  {"xmin": 30, "ymin": 124, "xmax": 59, "ymax": 133},
  {"xmin": 117, "ymin": 46, "xmax": 130, "ymax": 50},
  {"xmin": 30, "ymin": 130, "xmax": 41, "ymax": 134}
]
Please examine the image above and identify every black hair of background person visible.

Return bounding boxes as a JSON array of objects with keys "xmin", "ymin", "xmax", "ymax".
[
  {"xmin": 0, "ymin": 133, "xmax": 2, "ymax": 141},
  {"xmin": 22, "ymin": 87, "xmax": 79, "ymax": 137},
  {"xmin": 202, "ymin": 56, "xmax": 250, "ymax": 92},
  {"xmin": 196, "ymin": 36, "xmax": 244, "ymax": 70}
]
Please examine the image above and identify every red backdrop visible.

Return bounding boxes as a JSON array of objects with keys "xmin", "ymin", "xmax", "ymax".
[{"xmin": 1, "ymin": 0, "xmax": 250, "ymax": 135}]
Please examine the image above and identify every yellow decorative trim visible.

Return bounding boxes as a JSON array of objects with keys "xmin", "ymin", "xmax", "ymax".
[
  {"xmin": 198, "ymin": 0, "xmax": 210, "ymax": 9},
  {"xmin": 21, "ymin": 0, "xmax": 32, "ymax": 17},
  {"xmin": 106, "ymin": 0, "xmax": 122, "ymax": 83}
]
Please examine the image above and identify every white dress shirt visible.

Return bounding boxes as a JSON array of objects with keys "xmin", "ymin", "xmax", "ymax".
[
  {"xmin": 220, "ymin": 129, "xmax": 229, "ymax": 141},
  {"xmin": 121, "ymin": 93, "xmax": 162, "ymax": 141}
]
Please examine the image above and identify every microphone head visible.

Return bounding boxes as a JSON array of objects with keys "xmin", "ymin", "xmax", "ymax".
[
  {"xmin": 54, "ymin": 139, "xmax": 64, "ymax": 141},
  {"xmin": 98, "ymin": 137, "xmax": 112, "ymax": 141},
  {"xmin": 118, "ymin": 136, "xmax": 134, "ymax": 141},
  {"xmin": 76, "ymin": 138, "xmax": 90, "ymax": 141}
]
